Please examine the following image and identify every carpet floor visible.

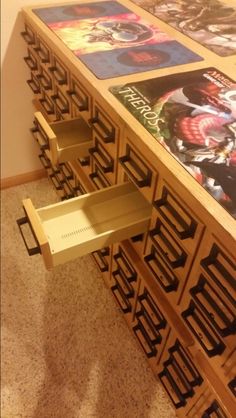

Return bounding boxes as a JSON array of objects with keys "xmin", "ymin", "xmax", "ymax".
[{"xmin": 1, "ymin": 178, "xmax": 175, "ymax": 418}]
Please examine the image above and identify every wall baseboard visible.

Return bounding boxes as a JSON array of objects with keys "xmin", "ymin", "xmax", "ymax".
[{"xmin": 1, "ymin": 169, "xmax": 46, "ymax": 189}]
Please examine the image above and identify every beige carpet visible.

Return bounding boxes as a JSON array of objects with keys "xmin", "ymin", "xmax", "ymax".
[{"xmin": 1, "ymin": 178, "xmax": 175, "ymax": 418}]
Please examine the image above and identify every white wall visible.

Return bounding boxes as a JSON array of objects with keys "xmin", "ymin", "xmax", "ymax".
[{"xmin": 1, "ymin": 0, "xmax": 63, "ymax": 179}]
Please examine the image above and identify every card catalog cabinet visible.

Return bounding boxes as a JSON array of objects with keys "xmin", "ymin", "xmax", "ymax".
[{"xmin": 20, "ymin": 5, "xmax": 236, "ymax": 417}]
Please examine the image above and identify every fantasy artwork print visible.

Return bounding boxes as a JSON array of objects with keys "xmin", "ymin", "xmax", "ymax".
[
  {"xmin": 130, "ymin": 0, "xmax": 236, "ymax": 56},
  {"xmin": 33, "ymin": 1, "xmax": 202, "ymax": 79},
  {"xmin": 110, "ymin": 68, "xmax": 236, "ymax": 217}
]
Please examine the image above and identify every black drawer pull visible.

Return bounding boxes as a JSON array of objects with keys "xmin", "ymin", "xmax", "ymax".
[
  {"xmin": 114, "ymin": 247, "xmax": 137, "ymax": 282},
  {"xmin": 113, "ymin": 269, "xmax": 134, "ymax": 298},
  {"xmin": 158, "ymin": 368, "xmax": 186, "ymax": 409},
  {"xmin": 119, "ymin": 146, "xmax": 152, "ymax": 188},
  {"xmin": 17, "ymin": 215, "xmax": 41, "ymax": 256},
  {"xmin": 24, "ymin": 54, "xmax": 37, "ymax": 71},
  {"xmin": 89, "ymin": 116, "xmax": 115, "ymax": 143},
  {"xmin": 49, "ymin": 174, "xmax": 63, "ymax": 190},
  {"xmin": 111, "ymin": 284, "xmax": 131, "ymax": 314},
  {"xmin": 154, "ymin": 186, "xmax": 197, "ymax": 240},
  {"xmin": 164, "ymin": 357, "xmax": 194, "ymax": 398},
  {"xmin": 38, "ymin": 153, "xmax": 50, "ymax": 170},
  {"xmin": 182, "ymin": 301, "xmax": 225, "ymax": 357},
  {"xmin": 60, "ymin": 163, "xmax": 73, "ymax": 180},
  {"xmin": 138, "ymin": 287, "xmax": 166, "ymax": 330},
  {"xmin": 49, "ymin": 66, "xmax": 67, "ymax": 85},
  {"xmin": 190, "ymin": 275, "xmax": 236, "ymax": 337},
  {"xmin": 21, "ymin": 30, "xmax": 35, "ymax": 45},
  {"xmin": 31, "ymin": 123, "xmax": 49, "ymax": 151},
  {"xmin": 150, "ymin": 221, "xmax": 187, "ymax": 269},
  {"xmin": 51, "ymin": 93, "xmax": 69, "ymax": 114},
  {"xmin": 92, "ymin": 249, "xmax": 109, "ymax": 272},
  {"xmin": 89, "ymin": 168, "xmax": 110, "ymax": 190},
  {"xmin": 169, "ymin": 340, "xmax": 203, "ymax": 387},
  {"xmin": 67, "ymin": 90, "xmax": 88, "ymax": 112},
  {"xmin": 27, "ymin": 77, "xmax": 40, "ymax": 94},
  {"xmin": 34, "ymin": 46, "xmax": 50, "ymax": 63},
  {"xmin": 77, "ymin": 156, "xmax": 90, "ymax": 167},
  {"xmin": 37, "ymin": 73, "xmax": 52, "ymax": 91},
  {"xmin": 228, "ymin": 377, "xmax": 236, "ymax": 398},
  {"xmin": 201, "ymin": 244, "xmax": 236, "ymax": 296},
  {"xmin": 135, "ymin": 310, "xmax": 162, "ymax": 345},
  {"xmin": 89, "ymin": 144, "xmax": 114, "ymax": 173},
  {"xmin": 39, "ymin": 97, "xmax": 55, "ymax": 115},
  {"xmin": 201, "ymin": 400, "xmax": 227, "ymax": 418},
  {"xmin": 133, "ymin": 321, "xmax": 157, "ymax": 358},
  {"xmin": 145, "ymin": 245, "xmax": 179, "ymax": 292}
]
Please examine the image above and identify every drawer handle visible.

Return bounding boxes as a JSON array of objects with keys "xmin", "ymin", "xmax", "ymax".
[
  {"xmin": 92, "ymin": 250, "xmax": 109, "ymax": 272},
  {"xmin": 111, "ymin": 284, "xmax": 131, "ymax": 314},
  {"xmin": 24, "ymin": 55, "xmax": 37, "ymax": 71},
  {"xmin": 144, "ymin": 248, "xmax": 179, "ymax": 292},
  {"xmin": 89, "ymin": 117, "xmax": 115, "ymax": 143},
  {"xmin": 133, "ymin": 322, "xmax": 157, "ymax": 358},
  {"xmin": 21, "ymin": 31, "xmax": 35, "ymax": 45},
  {"xmin": 228, "ymin": 377, "xmax": 236, "ymax": 398},
  {"xmin": 49, "ymin": 66, "xmax": 67, "ymax": 85},
  {"xmin": 33, "ymin": 46, "xmax": 49, "ymax": 63},
  {"xmin": 39, "ymin": 97, "xmax": 54, "ymax": 115},
  {"xmin": 30, "ymin": 126, "xmax": 49, "ymax": 151},
  {"xmin": 169, "ymin": 340, "xmax": 203, "ymax": 387},
  {"xmin": 78, "ymin": 156, "xmax": 90, "ymax": 167},
  {"xmin": 49, "ymin": 174, "xmax": 63, "ymax": 190},
  {"xmin": 38, "ymin": 153, "xmax": 50, "ymax": 170},
  {"xmin": 89, "ymin": 170, "xmax": 110, "ymax": 190},
  {"xmin": 37, "ymin": 74, "xmax": 52, "ymax": 91},
  {"xmin": 17, "ymin": 216, "xmax": 41, "ymax": 256},
  {"xmin": 27, "ymin": 78, "xmax": 40, "ymax": 94},
  {"xmin": 52, "ymin": 94, "xmax": 69, "ymax": 114},
  {"xmin": 119, "ymin": 155, "xmax": 151, "ymax": 188},
  {"xmin": 67, "ymin": 90, "xmax": 88, "ymax": 112},
  {"xmin": 158, "ymin": 368, "xmax": 186, "ymax": 409},
  {"xmin": 89, "ymin": 146, "xmax": 113, "ymax": 173}
]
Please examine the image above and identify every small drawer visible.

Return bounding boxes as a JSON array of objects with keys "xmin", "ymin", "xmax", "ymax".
[
  {"xmin": 89, "ymin": 137, "xmax": 114, "ymax": 174},
  {"xmin": 182, "ymin": 301, "xmax": 226, "ymax": 357},
  {"xmin": 38, "ymin": 152, "xmax": 51, "ymax": 170},
  {"xmin": 34, "ymin": 36, "xmax": 51, "ymax": 64},
  {"xmin": 68, "ymin": 76, "xmax": 91, "ymax": 120},
  {"xmin": 168, "ymin": 339, "xmax": 203, "ymax": 388},
  {"xmin": 153, "ymin": 181, "xmax": 204, "ymax": 254},
  {"xmin": 111, "ymin": 283, "xmax": 132, "ymax": 314},
  {"xmin": 145, "ymin": 242, "xmax": 179, "ymax": 293},
  {"xmin": 135, "ymin": 310, "xmax": 162, "ymax": 345},
  {"xmin": 49, "ymin": 54, "xmax": 68, "ymax": 86},
  {"xmin": 39, "ymin": 92, "xmax": 56, "ymax": 117},
  {"xmin": 89, "ymin": 163, "xmax": 111, "ymax": 190},
  {"xmin": 112, "ymin": 269, "xmax": 135, "ymax": 299},
  {"xmin": 164, "ymin": 357, "xmax": 195, "ymax": 399},
  {"xmin": 21, "ymin": 23, "xmax": 36, "ymax": 45},
  {"xmin": 201, "ymin": 243, "xmax": 236, "ymax": 303},
  {"xmin": 149, "ymin": 220, "xmax": 187, "ymax": 269},
  {"xmin": 60, "ymin": 163, "xmax": 73, "ymax": 180},
  {"xmin": 37, "ymin": 66, "xmax": 53, "ymax": 91},
  {"xmin": 119, "ymin": 143, "xmax": 152, "ymax": 188},
  {"xmin": 201, "ymin": 400, "xmax": 228, "ymax": 418},
  {"xmin": 190, "ymin": 275, "xmax": 236, "ymax": 337},
  {"xmin": 90, "ymin": 104, "xmax": 117, "ymax": 143},
  {"xmin": 137, "ymin": 286, "xmax": 167, "ymax": 331},
  {"xmin": 27, "ymin": 73, "xmax": 41, "ymax": 95},
  {"xmin": 52, "ymin": 87, "xmax": 70, "ymax": 116},
  {"xmin": 24, "ymin": 48, "xmax": 38, "ymax": 71},
  {"xmin": 61, "ymin": 180, "xmax": 75, "ymax": 200},
  {"xmin": 133, "ymin": 321, "xmax": 158, "ymax": 358},
  {"xmin": 32, "ymin": 112, "xmax": 92, "ymax": 165},
  {"xmin": 92, "ymin": 247, "xmax": 110, "ymax": 273},
  {"xmin": 17, "ymin": 182, "xmax": 152, "ymax": 269},
  {"xmin": 113, "ymin": 245, "xmax": 137, "ymax": 282},
  {"xmin": 158, "ymin": 367, "xmax": 186, "ymax": 409}
]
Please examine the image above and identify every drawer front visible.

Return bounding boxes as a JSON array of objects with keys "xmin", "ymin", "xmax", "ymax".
[
  {"xmin": 68, "ymin": 76, "xmax": 92, "ymax": 122},
  {"xmin": 52, "ymin": 86, "xmax": 71, "ymax": 118},
  {"xmin": 27, "ymin": 72, "xmax": 41, "ymax": 95},
  {"xmin": 21, "ymin": 22, "xmax": 36, "ymax": 45},
  {"xmin": 89, "ymin": 136, "xmax": 116, "ymax": 185},
  {"xmin": 34, "ymin": 36, "xmax": 51, "ymax": 65},
  {"xmin": 90, "ymin": 103, "xmax": 118, "ymax": 144},
  {"xmin": 39, "ymin": 91, "xmax": 57, "ymax": 120},
  {"xmin": 49, "ymin": 54, "xmax": 69, "ymax": 88},
  {"xmin": 154, "ymin": 180, "xmax": 204, "ymax": 254},
  {"xmin": 24, "ymin": 47, "xmax": 39, "ymax": 72},
  {"xmin": 119, "ymin": 141, "xmax": 157, "ymax": 202},
  {"xmin": 132, "ymin": 280, "xmax": 170, "ymax": 366},
  {"xmin": 90, "ymin": 163, "xmax": 111, "ymax": 190},
  {"xmin": 92, "ymin": 247, "xmax": 110, "ymax": 273},
  {"xmin": 200, "ymin": 400, "xmax": 228, "ymax": 418},
  {"xmin": 37, "ymin": 65, "xmax": 53, "ymax": 92}
]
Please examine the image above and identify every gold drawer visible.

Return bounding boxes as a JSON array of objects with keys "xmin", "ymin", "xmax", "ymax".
[
  {"xmin": 31, "ymin": 111, "xmax": 92, "ymax": 165},
  {"xmin": 17, "ymin": 182, "xmax": 152, "ymax": 270}
]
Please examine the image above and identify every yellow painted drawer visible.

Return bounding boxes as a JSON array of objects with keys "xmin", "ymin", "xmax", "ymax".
[
  {"xmin": 31, "ymin": 111, "xmax": 92, "ymax": 165},
  {"xmin": 17, "ymin": 182, "xmax": 152, "ymax": 270}
]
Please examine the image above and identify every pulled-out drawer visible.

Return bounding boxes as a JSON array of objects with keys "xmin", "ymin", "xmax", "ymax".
[
  {"xmin": 17, "ymin": 182, "xmax": 152, "ymax": 269},
  {"xmin": 31, "ymin": 111, "xmax": 92, "ymax": 165}
]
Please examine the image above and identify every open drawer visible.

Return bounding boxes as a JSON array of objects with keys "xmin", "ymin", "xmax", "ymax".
[
  {"xmin": 17, "ymin": 182, "xmax": 152, "ymax": 269},
  {"xmin": 32, "ymin": 111, "xmax": 92, "ymax": 165}
]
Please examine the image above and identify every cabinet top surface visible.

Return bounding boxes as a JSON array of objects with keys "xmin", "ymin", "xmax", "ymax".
[{"xmin": 22, "ymin": 0, "xmax": 236, "ymax": 232}]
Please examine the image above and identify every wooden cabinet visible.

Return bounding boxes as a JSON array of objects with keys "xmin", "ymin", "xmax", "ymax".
[{"xmin": 19, "ymin": 2, "xmax": 236, "ymax": 416}]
